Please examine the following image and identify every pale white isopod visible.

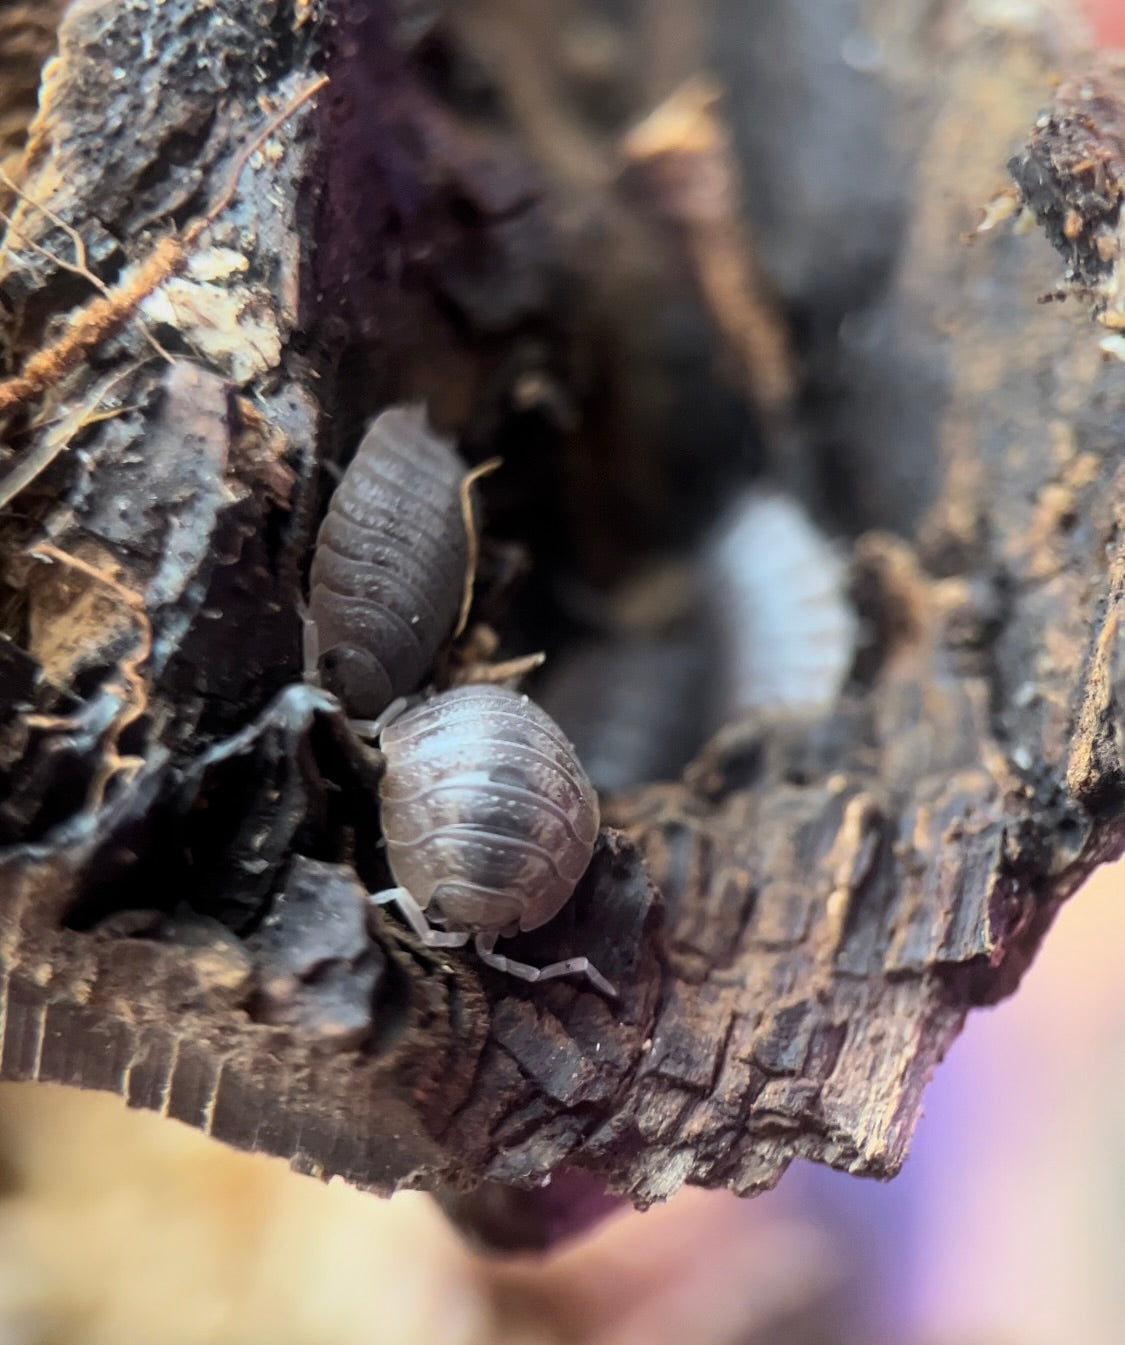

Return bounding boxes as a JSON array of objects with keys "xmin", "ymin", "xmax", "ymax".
[{"xmin": 703, "ymin": 490, "xmax": 857, "ymax": 717}]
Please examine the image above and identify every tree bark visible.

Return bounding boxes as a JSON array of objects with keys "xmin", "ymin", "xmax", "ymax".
[{"xmin": 0, "ymin": 0, "xmax": 1121, "ymax": 1225}]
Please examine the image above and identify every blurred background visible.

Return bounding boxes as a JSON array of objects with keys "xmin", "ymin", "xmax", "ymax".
[
  {"xmin": 0, "ymin": 853, "xmax": 1120, "ymax": 1345},
  {"xmin": 1089, "ymin": 0, "xmax": 1125, "ymax": 44}
]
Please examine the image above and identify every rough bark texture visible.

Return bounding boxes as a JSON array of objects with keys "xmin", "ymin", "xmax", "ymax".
[{"xmin": 0, "ymin": 0, "xmax": 1122, "ymax": 1225}]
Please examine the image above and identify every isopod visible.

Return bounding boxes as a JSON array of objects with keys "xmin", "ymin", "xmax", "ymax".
[
  {"xmin": 371, "ymin": 684, "xmax": 615, "ymax": 997},
  {"xmin": 307, "ymin": 405, "xmax": 474, "ymax": 720},
  {"xmin": 702, "ymin": 490, "xmax": 857, "ymax": 717},
  {"xmin": 535, "ymin": 632, "xmax": 711, "ymax": 793}
]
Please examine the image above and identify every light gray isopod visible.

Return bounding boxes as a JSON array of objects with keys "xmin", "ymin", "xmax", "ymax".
[
  {"xmin": 307, "ymin": 405, "xmax": 473, "ymax": 720},
  {"xmin": 371, "ymin": 684, "xmax": 615, "ymax": 997},
  {"xmin": 702, "ymin": 490, "xmax": 857, "ymax": 719}
]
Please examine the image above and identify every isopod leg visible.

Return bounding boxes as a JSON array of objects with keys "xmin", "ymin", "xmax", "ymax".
[
  {"xmin": 346, "ymin": 696, "xmax": 414, "ymax": 741},
  {"xmin": 369, "ymin": 887, "xmax": 470, "ymax": 949},
  {"xmin": 473, "ymin": 934, "xmax": 617, "ymax": 1000},
  {"xmin": 299, "ymin": 597, "xmax": 320, "ymax": 686}
]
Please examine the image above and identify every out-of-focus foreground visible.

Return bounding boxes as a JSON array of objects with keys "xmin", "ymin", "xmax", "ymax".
[{"xmin": 0, "ymin": 854, "xmax": 1120, "ymax": 1345}]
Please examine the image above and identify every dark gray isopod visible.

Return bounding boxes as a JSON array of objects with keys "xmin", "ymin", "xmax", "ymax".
[
  {"xmin": 308, "ymin": 405, "xmax": 472, "ymax": 720},
  {"xmin": 535, "ymin": 632, "xmax": 713, "ymax": 793},
  {"xmin": 371, "ymin": 684, "xmax": 615, "ymax": 997}
]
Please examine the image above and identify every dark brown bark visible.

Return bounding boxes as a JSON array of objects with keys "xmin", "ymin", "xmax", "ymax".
[{"xmin": 0, "ymin": 0, "xmax": 1121, "ymax": 1228}]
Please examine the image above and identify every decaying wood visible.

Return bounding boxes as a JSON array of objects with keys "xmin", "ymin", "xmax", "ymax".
[
  {"xmin": 0, "ymin": 76, "xmax": 327, "ymax": 420},
  {"xmin": 621, "ymin": 78, "xmax": 802, "ymax": 486},
  {"xmin": 0, "ymin": 0, "xmax": 1122, "ymax": 1232}
]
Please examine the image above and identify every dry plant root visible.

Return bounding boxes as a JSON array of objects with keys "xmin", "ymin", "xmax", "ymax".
[
  {"xmin": 0, "ymin": 364, "xmax": 141, "ymax": 509},
  {"xmin": 454, "ymin": 455, "xmax": 503, "ymax": 639},
  {"xmin": 621, "ymin": 78, "xmax": 798, "ymax": 448},
  {"xmin": 447, "ymin": 650, "xmax": 547, "ymax": 688},
  {"xmin": 0, "ymin": 74, "xmax": 328, "ymax": 420},
  {"xmin": 445, "ymin": 456, "xmax": 547, "ymax": 690},
  {"xmin": 24, "ymin": 542, "xmax": 153, "ymax": 809}
]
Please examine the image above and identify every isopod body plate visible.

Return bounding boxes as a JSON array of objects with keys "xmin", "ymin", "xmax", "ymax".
[
  {"xmin": 308, "ymin": 405, "xmax": 471, "ymax": 719},
  {"xmin": 378, "ymin": 684, "xmax": 601, "ymax": 938}
]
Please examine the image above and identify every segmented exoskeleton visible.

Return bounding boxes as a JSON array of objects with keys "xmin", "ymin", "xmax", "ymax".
[
  {"xmin": 307, "ymin": 405, "xmax": 472, "ymax": 720},
  {"xmin": 371, "ymin": 684, "xmax": 614, "ymax": 997}
]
